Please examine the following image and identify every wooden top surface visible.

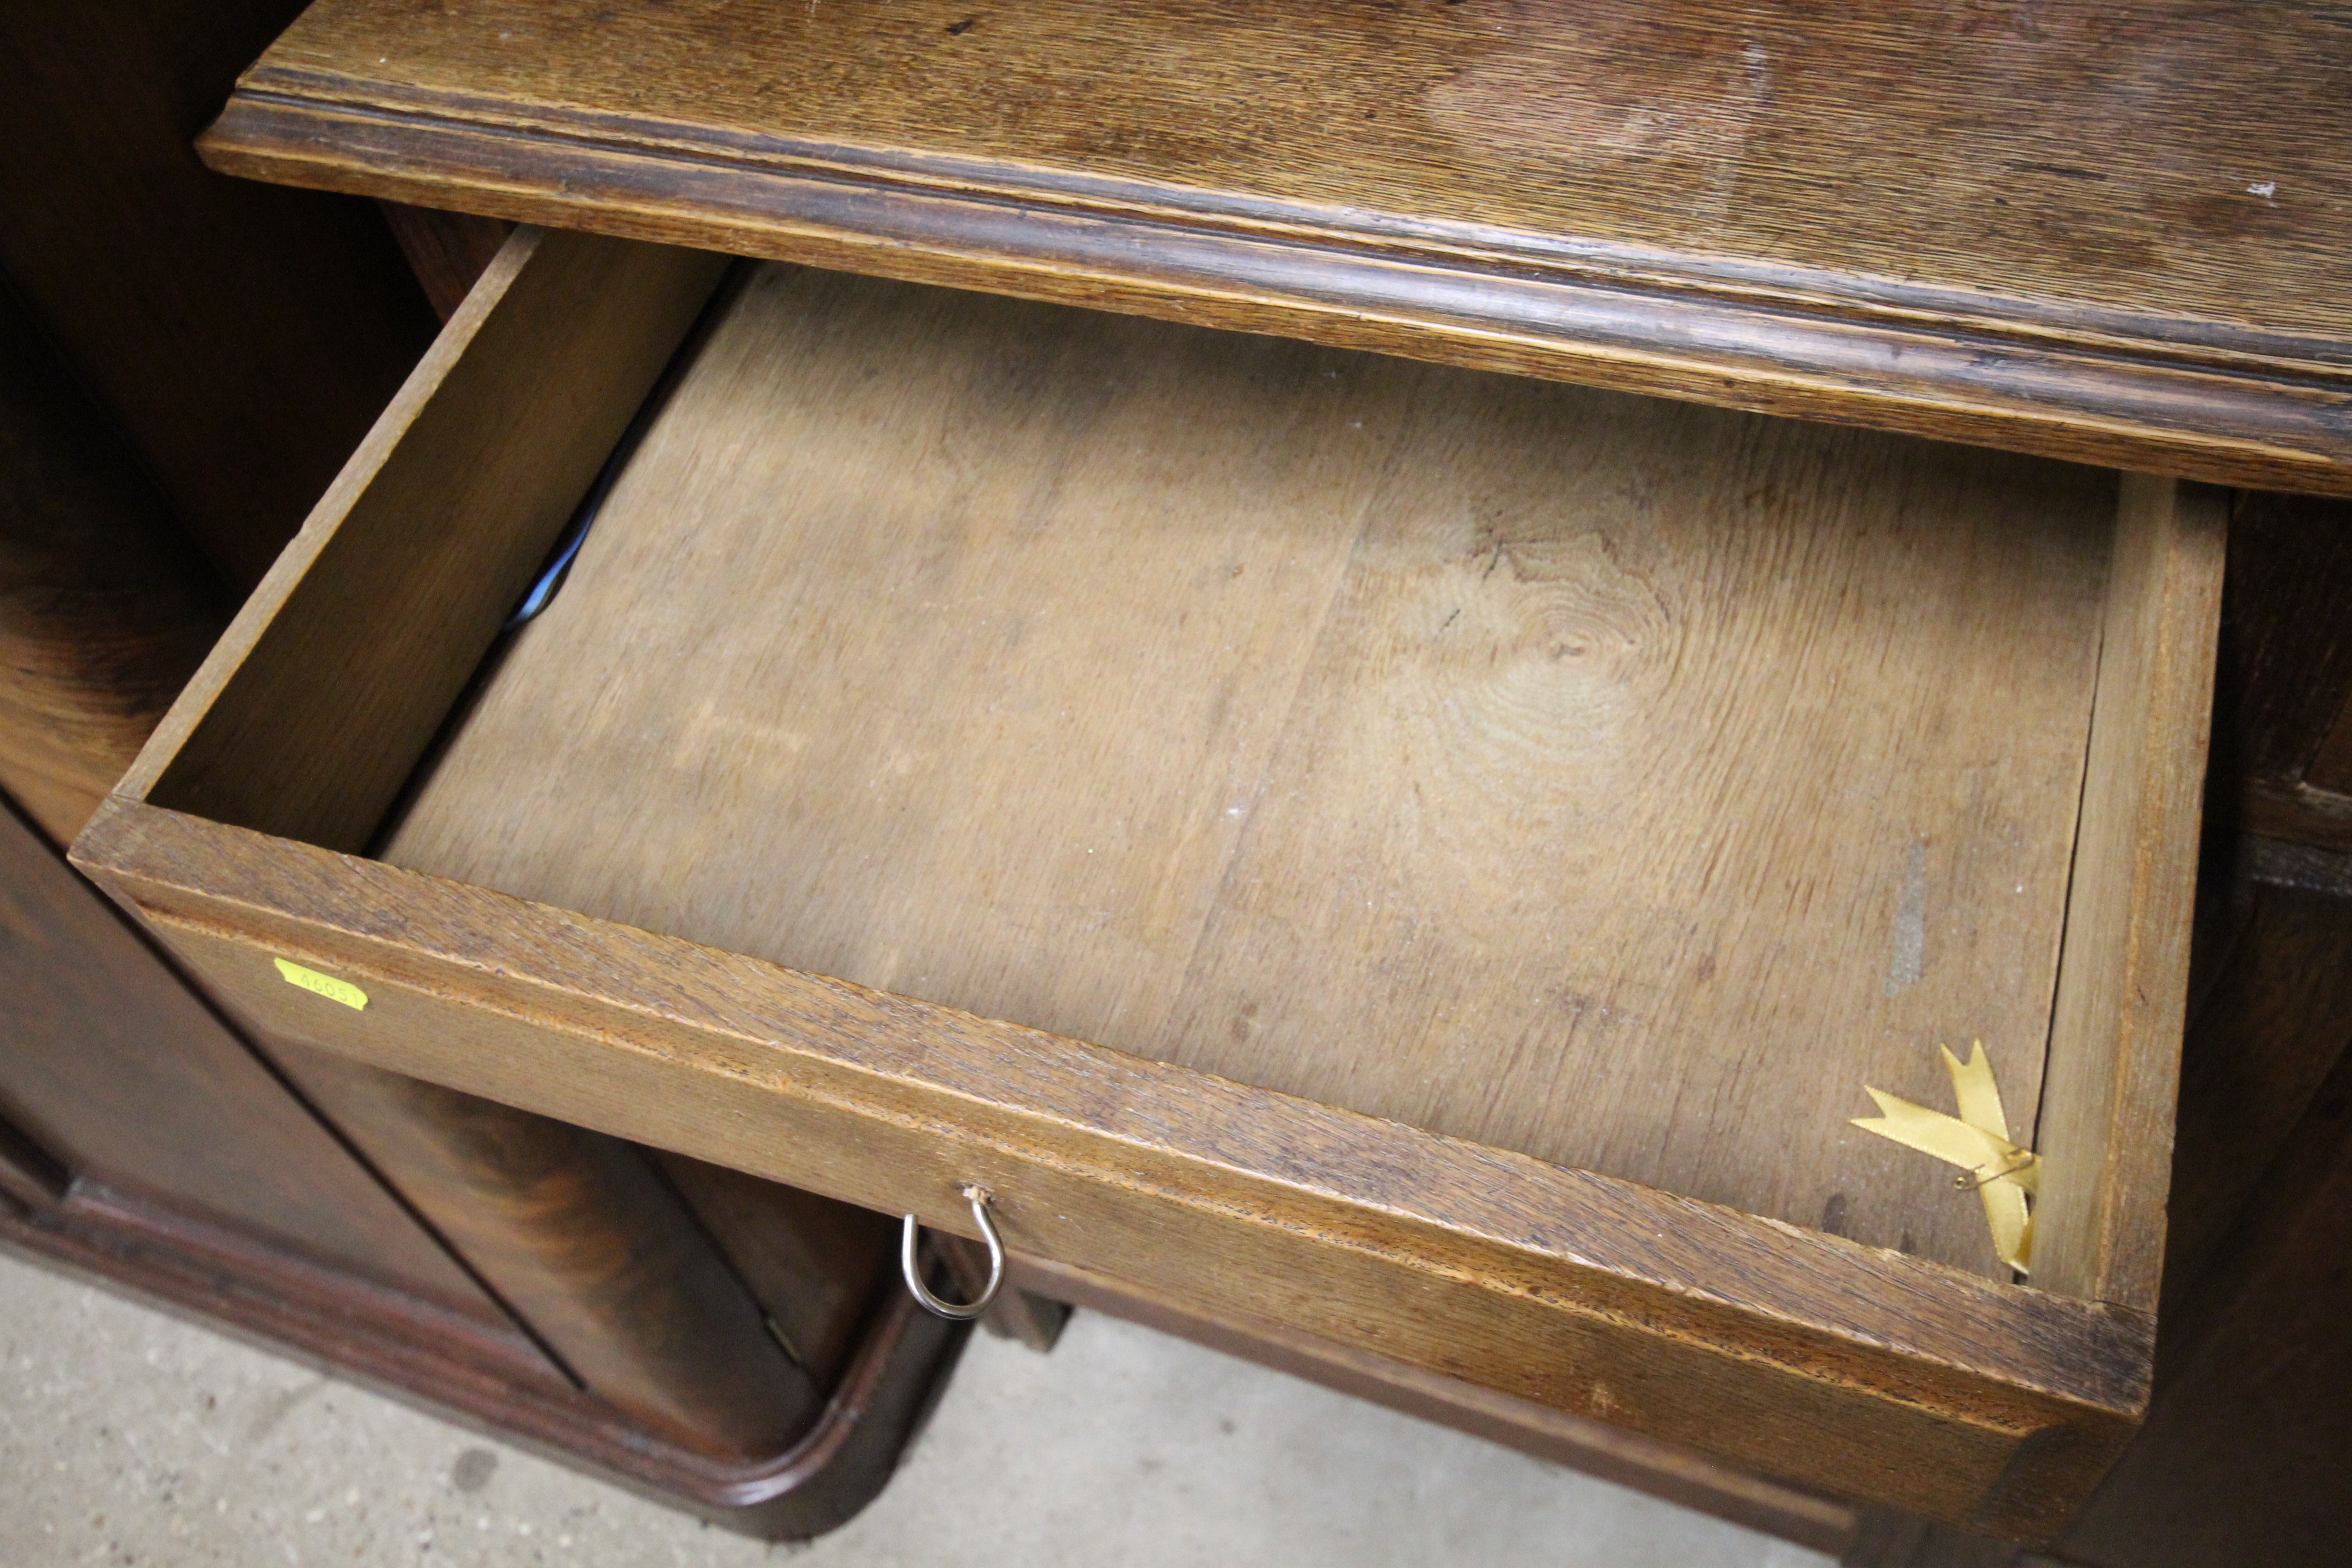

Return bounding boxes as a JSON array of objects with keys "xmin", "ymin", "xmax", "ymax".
[
  {"xmin": 383, "ymin": 263, "xmax": 2117, "ymax": 1278},
  {"xmin": 205, "ymin": 0, "xmax": 2352, "ymax": 493}
]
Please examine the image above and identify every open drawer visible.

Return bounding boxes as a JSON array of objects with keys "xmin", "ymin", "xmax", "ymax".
[{"xmin": 72, "ymin": 227, "xmax": 2221, "ymax": 1540}]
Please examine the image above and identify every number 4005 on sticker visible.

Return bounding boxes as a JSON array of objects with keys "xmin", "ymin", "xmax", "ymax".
[{"xmin": 273, "ymin": 957, "xmax": 369, "ymax": 1011}]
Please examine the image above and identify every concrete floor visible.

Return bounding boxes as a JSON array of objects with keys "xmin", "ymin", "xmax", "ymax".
[{"xmin": 0, "ymin": 1249, "xmax": 1833, "ymax": 1568}]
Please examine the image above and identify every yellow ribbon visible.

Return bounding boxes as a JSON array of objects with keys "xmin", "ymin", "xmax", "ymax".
[{"xmin": 1852, "ymin": 1043, "xmax": 2038, "ymax": 1273}]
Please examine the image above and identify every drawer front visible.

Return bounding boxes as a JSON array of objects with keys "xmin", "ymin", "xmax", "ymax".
[{"xmin": 84, "ymin": 799, "xmax": 2144, "ymax": 1540}]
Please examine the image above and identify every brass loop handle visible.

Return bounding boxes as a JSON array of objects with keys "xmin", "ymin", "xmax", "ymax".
[{"xmin": 900, "ymin": 1183, "xmax": 1002, "ymax": 1322}]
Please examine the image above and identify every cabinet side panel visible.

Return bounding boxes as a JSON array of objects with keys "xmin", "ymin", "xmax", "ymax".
[
  {"xmin": 0, "ymin": 287, "xmax": 231, "ymax": 845},
  {"xmin": 0, "ymin": 0, "xmax": 436, "ymax": 594},
  {"xmin": 2060, "ymin": 953, "xmax": 2352, "ymax": 1568},
  {"xmin": 0, "ymin": 794, "xmax": 510, "ymax": 1323},
  {"xmin": 260, "ymin": 1038, "xmax": 827, "ymax": 1462}
]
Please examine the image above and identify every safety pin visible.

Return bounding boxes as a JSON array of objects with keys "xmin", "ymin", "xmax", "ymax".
[{"xmin": 1955, "ymin": 1152, "xmax": 2038, "ymax": 1191}]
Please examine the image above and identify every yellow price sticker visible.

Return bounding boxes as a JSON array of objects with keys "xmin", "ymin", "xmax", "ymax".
[{"xmin": 274, "ymin": 957, "xmax": 368, "ymax": 1011}]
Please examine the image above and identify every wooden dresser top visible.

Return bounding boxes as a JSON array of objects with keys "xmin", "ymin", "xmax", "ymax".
[{"xmin": 204, "ymin": 0, "xmax": 2352, "ymax": 491}]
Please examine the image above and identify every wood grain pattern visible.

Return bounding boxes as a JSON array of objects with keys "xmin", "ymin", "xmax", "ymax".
[
  {"xmin": 128, "ymin": 226, "xmax": 726, "ymax": 854},
  {"xmin": 0, "ymin": 284, "xmax": 230, "ymax": 845},
  {"xmin": 1, "ymin": 1180, "xmax": 570, "ymax": 1405},
  {"xmin": 382, "ymin": 262, "xmax": 2114, "ymax": 1277},
  {"xmin": 66, "ymin": 227, "xmax": 2215, "ymax": 1536},
  {"xmin": 11, "ymin": 769, "xmax": 955, "ymax": 1524},
  {"xmin": 2030, "ymin": 478, "xmax": 2225, "ymax": 1311},
  {"xmin": 0, "ymin": 794, "xmax": 508, "ymax": 1322},
  {"xmin": 76, "ymin": 799, "xmax": 2151, "ymax": 1540},
  {"xmin": 6, "ymin": 207, "xmax": 910, "ymax": 1487},
  {"xmin": 260, "ymin": 1039, "xmax": 825, "ymax": 1461},
  {"xmin": 0, "ymin": 0, "xmax": 436, "ymax": 594},
  {"xmin": 197, "ymin": 0, "xmax": 2352, "ymax": 493}
]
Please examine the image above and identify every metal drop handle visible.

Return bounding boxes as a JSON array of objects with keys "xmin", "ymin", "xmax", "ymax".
[{"xmin": 901, "ymin": 1183, "xmax": 1002, "ymax": 1321}]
